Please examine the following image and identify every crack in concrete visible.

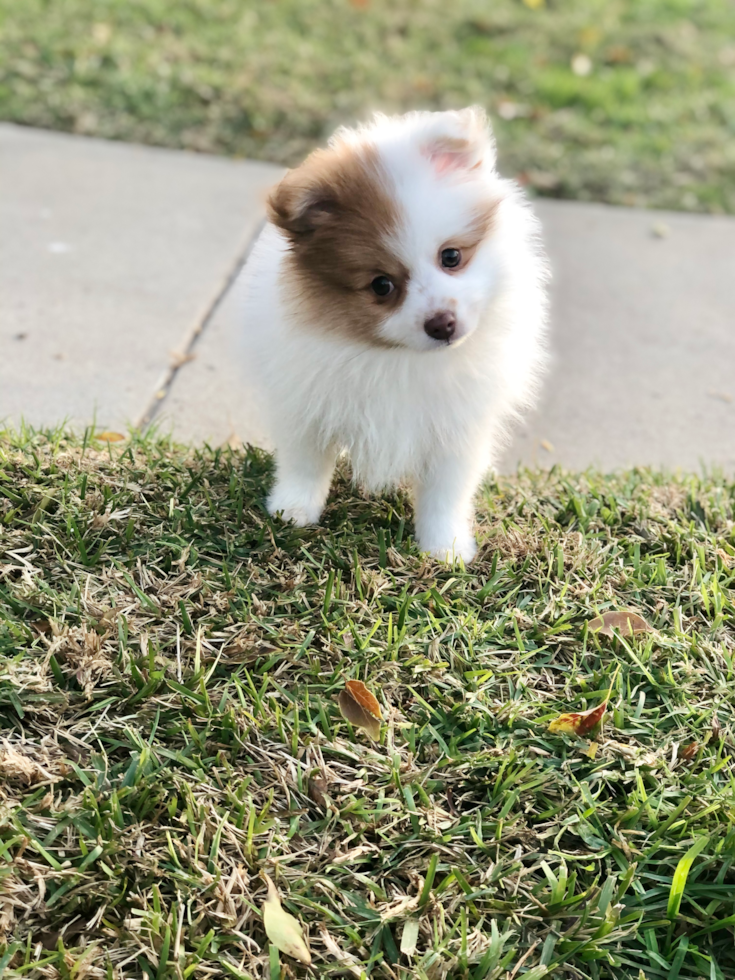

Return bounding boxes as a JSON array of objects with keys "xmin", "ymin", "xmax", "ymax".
[{"xmin": 136, "ymin": 218, "xmax": 265, "ymax": 432}]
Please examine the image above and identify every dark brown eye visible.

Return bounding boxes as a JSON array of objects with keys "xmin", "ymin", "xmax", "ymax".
[
  {"xmin": 441, "ymin": 248, "xmax": 461, "ymax": 269},
  {"xmin": 371, "ymin": 275, "xmax": 394, "ymax": 296}
]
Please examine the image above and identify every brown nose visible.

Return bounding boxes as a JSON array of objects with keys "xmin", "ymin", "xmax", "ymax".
[{"xmin": 424, "ymin": 310, "xmax": 456, "ymax": 342}]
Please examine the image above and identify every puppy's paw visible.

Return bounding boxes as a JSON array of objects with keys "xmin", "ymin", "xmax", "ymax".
[
  {"xmin": 267, "ymin": 486, "xmax": 323, "ymax": 526},
  {"xmin": 422, "ymin": 534, "xmax": 478, "ymax": 565},
  {"xmin": 269, "ymin": 504, "xmax": 318, "ymax": 526}
]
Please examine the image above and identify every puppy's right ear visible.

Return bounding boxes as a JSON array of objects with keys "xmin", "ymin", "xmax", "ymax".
[
  {"xmin": 267, "ymin": 160, "xmax": 336, "ymax": 239},
  {"xmin": 421, "ymin": 107, "xmax": 496, "ymax": 177}
]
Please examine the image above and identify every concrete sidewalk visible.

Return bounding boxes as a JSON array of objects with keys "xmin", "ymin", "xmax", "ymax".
[
  {"xmin": 2, "ymin": 123, "xmax": 734, "ymax": 472},
  {"xmin": 0, "ymin": 123, "xmax": 280, "ymax": 432}
]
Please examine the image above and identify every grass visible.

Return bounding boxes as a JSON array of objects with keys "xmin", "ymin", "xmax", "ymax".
[
  {"xmin": 1, "ymin": 0, "xmax": 735, "ymax": 213},
  {"xmin": 1, "ymin": 426, "xmax": 734, "ymax": 979}
]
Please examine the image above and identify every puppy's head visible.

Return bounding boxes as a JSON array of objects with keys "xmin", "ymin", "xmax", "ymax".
[{"xmin": 268, "ymin": 107, "xmax": 503, "ymax": 351}]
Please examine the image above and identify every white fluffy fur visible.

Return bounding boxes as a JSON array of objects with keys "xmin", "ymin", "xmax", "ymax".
[{"xmin": 241, "ymin": 108, "xmax": 549, "ymax": 562}]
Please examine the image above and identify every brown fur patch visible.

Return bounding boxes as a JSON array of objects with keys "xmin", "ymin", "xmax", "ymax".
[
  {"xmin": 267, "ymin": 142, "xmax": 407, "ymax": 347},
  {"xmin": 440, "ymin": 197, "xmax": 500, "ymax": 273}
]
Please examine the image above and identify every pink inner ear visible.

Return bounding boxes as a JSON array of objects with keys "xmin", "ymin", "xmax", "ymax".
[
  {"xmin": 423, "ymin": 139, "xmax": 481, "ymax": 176},
  {"xmin": 432, "ymin": 151, "xmax": 469, "ymax": 175}
]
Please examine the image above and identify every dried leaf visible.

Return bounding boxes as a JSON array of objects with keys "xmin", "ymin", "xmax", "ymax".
[
  {"xmin": 338, "ymin": 679, "xmax": 382, "ymax": 739},
  {"xmin": 331, "ymin": 843, "xmax": 380, "ymax": 866},
  {"xmin": 262, "ymin": 874, "xmax": 311, "ymax": 965},
  {"xmin": 681, "ymin": 742, "xmax": 698, "ymax": 761},
  {"xmin": 345, "ymin": 679, "xmax": 381, "ymax": 718},
  {"xmin": 92, "ymin": 22, "xmax": 112, "ymax": 44},
  {"xmin": 308, "ymin": 774, "xmax": 328, "ymax": 809},
  {"xmin": 605, "ymin": 44, "xmax": 632, "ymax": 64},
  {"xmin": 0, "ymin": 741, "xmax": 67, "ymax": 785},
  {"xmin": 548, "ymin": 700, "xmax": 607, "ymax": 737},
  {"xmin": 589, "ymin": 610, "xmax": 651, "ymax": 637},
  {"xmin": 95, "ymin": 431, "xmax": 125, "ymax": 443},
  {"xmin": 319, "ymin": 926, "xmax": 363, "ymax": 978},
  {"xmin": 400, "ymin": 918, "xmax": 420, "ymax": 957}
]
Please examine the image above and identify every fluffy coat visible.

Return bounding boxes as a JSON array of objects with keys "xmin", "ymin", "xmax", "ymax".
[{"xmin": 241, "ymin": 108, "xmax": 549, "ymax": 562}]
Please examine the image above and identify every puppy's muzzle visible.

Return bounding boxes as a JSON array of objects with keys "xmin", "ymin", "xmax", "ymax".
[{"xmin": 424, "ymin": 310, "xmax": 456, "ymax": 342}]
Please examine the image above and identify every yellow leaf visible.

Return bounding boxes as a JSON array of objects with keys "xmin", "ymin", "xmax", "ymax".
[
  {"xmin": 549, "ymin": 666, "xmax": 619, "ymax": 740},
  {"xmin": 261, "ymin": 874, "xmax": 311, "ymax": 965},
  {"xmin": 92, "ymin": 22, "xmax": 112, "ymax": 44},
  {"xmin": 522, "ymin": 0, "xmax": 545, "ymax": 8},
  {"xmin": 578, "ymin": 26, "xmax": 602, "ymax": 47},
  {"xmin": 548, "ymin": 701, "xmax": 606, "ymax": 736}
]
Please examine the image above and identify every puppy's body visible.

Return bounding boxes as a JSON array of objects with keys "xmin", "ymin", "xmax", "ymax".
[{"xmin": 242, "ymin": 109, "xmax": 548, "ymax": 561}]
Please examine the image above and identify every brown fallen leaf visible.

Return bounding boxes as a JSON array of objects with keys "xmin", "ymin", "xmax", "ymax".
[
  {"xmin": 549, "ymin": 700, "xmax": 607, "ymax": 737},
  {"xmin": 308, "ymin": 774, "xmax": 329, "ymax": 809},
  {"xmin": 261, "ymin": 873, "xmax": 311, "ymax": 965},
  {"xmin": 95, "ymin": 431, "xmax": 125, "ymax": 443},
  {"xmin": 589, "ymin": 610, "xmax": 651, "ymax": 637},
  {"xmin": 605, "ymin": 44, "xmax": 633, "ymax": 64},
  {"xmin": 338, "ymin": 679, "xmax": 382, "ymax": 740},
  {"xmin": 681, "ymin": 742, "xmax": 698, "ymax": 761}
]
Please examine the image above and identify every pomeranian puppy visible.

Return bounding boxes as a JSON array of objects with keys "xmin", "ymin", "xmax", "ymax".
[{"xmin": 241, "ymin": 107, "xmax": 548, "ymax": 562}]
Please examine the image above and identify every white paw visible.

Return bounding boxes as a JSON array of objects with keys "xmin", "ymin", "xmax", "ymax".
[
  {"xmin": 422, "ymin": 535, "xmax": 478, "ymax": 565},
  {"xmin": 267, "ymin": 487, "xmax": 323, "ymax": 526}
]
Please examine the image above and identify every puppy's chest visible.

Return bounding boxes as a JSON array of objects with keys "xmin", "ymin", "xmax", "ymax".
[{"xmin": 314, "ymin": 356, "xmax": 492, "ymax": 480}]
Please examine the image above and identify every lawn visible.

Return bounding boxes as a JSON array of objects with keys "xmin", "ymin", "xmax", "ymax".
[
  {"xmin": 1, "ymin": 429, "xmax": 734, "ymax": 979},
  {"xmin": 1, "ymin": 0, "xmax": 734, "ymax": 213}
]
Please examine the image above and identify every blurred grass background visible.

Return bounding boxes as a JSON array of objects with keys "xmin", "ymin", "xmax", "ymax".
[{"xmin": 1, "ymin": 0, "xmax": 734, "ymax": 212}]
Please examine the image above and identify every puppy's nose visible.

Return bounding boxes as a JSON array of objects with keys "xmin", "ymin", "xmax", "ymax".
[{"xmin": 424, "ymin": 310, "xmax": 456, "ymax": 342}]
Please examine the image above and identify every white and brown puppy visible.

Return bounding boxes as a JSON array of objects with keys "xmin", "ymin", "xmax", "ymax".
[{"xmin": 241, "ymin": 108, "xmax": 548, "ymax": 562}]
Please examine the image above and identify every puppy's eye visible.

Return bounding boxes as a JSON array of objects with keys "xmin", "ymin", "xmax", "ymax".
[
  {"xmin": 440, "ymin": 248, "xmax": 462, "ymax": 269},
  {"xmin": 371, "ymin": 275, "xmax": 395, "ymax": 297}
]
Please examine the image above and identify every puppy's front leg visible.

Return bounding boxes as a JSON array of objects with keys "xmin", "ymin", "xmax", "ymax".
[
  {"xmin": 413, "ymin": 450, "xmax": 488, "ymax": 564},
  {"xmin": 268, "ymin": 437, "xmax": 336, "ymax": 526}
]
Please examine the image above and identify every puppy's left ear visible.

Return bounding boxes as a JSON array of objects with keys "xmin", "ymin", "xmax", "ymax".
[
  {"xmin": 267, "ymin": 155, "xmax": 336, "ymax": 240},
  {"xmin": 422, "ymin": 107, "xmax": 495, "ymax": 177}
]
